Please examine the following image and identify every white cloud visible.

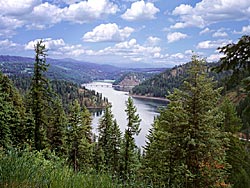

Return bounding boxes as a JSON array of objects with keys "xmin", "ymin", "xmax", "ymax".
[
  {"xmin": 212, "ymin": 31, "xmax": 228, "ymax": 37},
  {"xmin": 171, "ymin": 0, "xmax": 250, "ymax": 28},
  {"xmin": 62, "ymin": 0, "xmax": 118, "ymax": 24},
  {"xmin": 167, "ymin": 32, "xmax": 188, "ymax": 43},
  {"xmin": 27, "ymin": 2, "xmax": 62, "ymax": 29},
  {"xmin": 146, "ymin": 36, "xmax": 161, "ymax": 46},
  {"xmin": 234, "ymin": 25, "xmax": 250, "ymax": 34},
  {"xmin": 82, "ymin": 23, "xmax": 134, "ymax": 42},
  {"xmin": 0, "ymin": 0, "xmax": 119, "ymax": 36},
  {"xmin": 184, "ymin": 50, "xmax": 193, "ymax": 55},
  {"xmin": 25, "ymin": 38, "xmax": 65, "ymax": 50},
  {"xmin": 0, "ymin": 16, "xmax": 23, "ymax": 36},
  {"xmin": 0, "ymin": 39, "xmax": 22, "ymax": 53},
  {"xmin": 94, "ymin": 38, "xmax": 164, "ymax": 63},
  {"xmin": 197, "ymin": 39, "xmax": 232, "ymax": 49},
  {"xmin": 172, "ymin": 4, "xmax": 193, "ymax": 15},
  {"xmin": 0, "ymin": 0, "xmax": 40, "ymax": 16},
  {"xmin": 199, "ymin": 27, "xmax": 211, "ymax": 35},
  {"xmin": 207, "ymin": 53, "xmax": 225, "ymax": 62},
  {"xmin": 0, "ymin": 39, "xmax": 18, "ymax": 47},
  {"xmin": 121, "ymin": 0, "xmax": 159, "ymax": 21}
]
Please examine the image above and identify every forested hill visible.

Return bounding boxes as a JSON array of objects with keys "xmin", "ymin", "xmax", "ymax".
[
  {"xmin": 0, "ymin": 55, "xmax": 122, "ymax": 83},
  {"xmin": 131, "ymin": 61, "xmax": 227, "ymax": 98},
  {"xmin": 112, "ymin": 69, "xmax": 165, "ymax": 91}
]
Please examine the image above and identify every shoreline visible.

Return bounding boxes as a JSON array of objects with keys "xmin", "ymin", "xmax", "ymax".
[{"xmin": 129, "ymin": 94, "xmax": 169, "ymax": 102}]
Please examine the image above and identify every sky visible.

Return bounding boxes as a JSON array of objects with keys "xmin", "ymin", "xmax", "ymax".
[{"xmin": 0, "ymin": 0, "xmax": 250, "ymax": 68}]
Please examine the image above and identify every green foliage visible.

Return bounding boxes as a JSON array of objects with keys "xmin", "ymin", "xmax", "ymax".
[
  {"xmin": 0, "ymin": 72, "xmax": 26, "ymax": 149},
  {"xmin": 121, "ymin": 97, "xmax": 141, "ymax": 181},
  {"xmin": 219, "ymin": 98, "xmax": 250, "ymax": 188},
  {"xmin": 214, "ymin": 35, "xmax": 250, "ymax": 134},
  {"xmin": 29, "ymin": 40, "xmax": 51, "ymax": 151},
  {"xmin": 215, "ymin": 35, "xmax": 250, "ymax": 86},
  {"xmin": 0, "ymin": 150, "xmax": 125, "ymax": 188},
  {"xmin": 97, "ymin": 105, "xmax": 122, "ymax": 175},
  {"xmin": 47, "ymin": 97, "xmax": 67, "ymax": 156},
  {"xmin": 51, "ymin": 80, "xmax": 108, "ymax": 112},
  {"xmin": 132, "ymin": 62, "xmax": 227, "ymax": 98},
  {"xmin": 66, "ymin": 100, "xmax": 93, "ymax": 172},
  {"xmin": 142, "ymin": 56, "xmax": 230, "ymax": 187}
]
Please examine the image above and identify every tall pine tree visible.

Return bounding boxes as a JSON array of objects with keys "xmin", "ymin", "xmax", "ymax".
[
  {"xmin": 29, "ymin": 40, "xmax": 50, "ymax": 151},
  {"xmin": 67, "ymin": 100, "xmax": 93, "ymax": 171},
  {"xmin": 143, "ymin": 56, "xmax": 230, "ymax": 187},
  {"xmin": 121, "ymin": 97, "xmax": 141, "ymax": 180},
  {"xmin": 97, "ymin": 105, "xmax": 122, "ymax": 175}
]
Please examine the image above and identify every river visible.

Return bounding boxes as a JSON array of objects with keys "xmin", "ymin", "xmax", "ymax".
[{"xmin": 84, "ymin": 81, "xmax": 168, "ymax": 147}]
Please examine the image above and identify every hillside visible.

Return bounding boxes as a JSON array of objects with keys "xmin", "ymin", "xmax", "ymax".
[
  {"xmin": 0, "ymin": 55, "xmax": 122, "ymax": 84},
  {"xmin": 131, "ymin": 62, "xmax": 227, "ymax": 98},
  {"xmin": 113, "ymin": 69, "xmax": 164, "ymax": 92}
]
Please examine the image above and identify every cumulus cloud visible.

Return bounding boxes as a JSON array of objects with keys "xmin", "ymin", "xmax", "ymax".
[
  {"xmin": 171, "ymin": 0, "xmax": 250, "ymax": 28},
  {"xmin": 234, "ymin": 25, "xmax": 250, "ymax": 34},
  {"xmin": 27, "ymin": 2, "xmax": 63, "ymax": 29},
  {"xmin": 82, "ymin": 23, "xmax": 134, "ymax": 42},
  {"xmin": 121, "ymin": 0, "xmax": 159, "ymax": 21},
  {"xmin": 62, "ymin": 0, "xmax": 119, "ymax": 24},
  {"xmin": 207, "ymin": 53, "xmax": 225, "ymax": 62},
  {"xmin": 146, "ymin": 36, "xmax": 161, "ymax": 46},
  {"xmin": 167, "ymin": 32, "xmax": 188, "ymax": 43},
  {"xmin": 0, "ymin": 39, "xmax": 22, "ymax": 53},
  {"xmin": 0, "ymin": 0, "xmax": 119, "ymax": 36},
  {"xmin": 212, "ymin": 31, "xmax": 228, "ymax": 38},
  {"xmin": 199, "ymin": 27, "xmax": 211, "ymax": 35},
  {"xmin": 0, "ymin": 0, "xmax": 40, "ymax": 16},
  {"xmin": 196, "ymin": 39, "xmax": 232, "ymax": 49},
  {"xmin": 25, "ymin": 38, "xmax": 65, "ymax": 50},
  {"xmin": 0, "ymin": 16, "xmax": 23, "ymax": 36},
  {"xmin": 0, "ymin": 39, "xmax": 18, "ymax": 47},
  {"xmin": 94, "ymin": 38, "xmax": 164, "ymax": 63}
]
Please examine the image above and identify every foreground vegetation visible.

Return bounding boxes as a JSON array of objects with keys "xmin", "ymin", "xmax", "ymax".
[
  {"xmin": 0, "ymin": 36, "xmax": 250, "ymax": 187},
  {"xmin": 0, "ymin": 150, "xmax": 124, "ymax": 188}
]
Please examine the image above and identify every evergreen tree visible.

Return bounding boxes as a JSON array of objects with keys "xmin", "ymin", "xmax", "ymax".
[
  {"xmin": 29, "ymin": 40, "xmax": 50, "ymax": 151},
  {"xmin": 214, "ymin": 35, "xmax": 250, "ymax": 89},
  {"xmin": 220, "ymin": 98, "xmax": 250, "ymax": 188},
  {"xmin": 107, "ymin": 119, "xmax": 122, "ymax": 175},
  {"xmin": 48, "ymin": 97, "xmax": 67, "ymax": 156},
  {"xmin": 0, "ymin": 72, "xmax": 25, "ymax": 149},
  {"xmin": 0, "ymin": 92, "xmax": 13, "ymax": 149},
  {"xmin": 121, "ymin": 97, "xmax": 141, "ymax": 180},
  {"xmin": 97, "ymin": 105, "xmax": 122, "ymax": 174},
  {"xmin": 67, "ymin": 100, "xmax": 93, "ymax": 171},
  {"xmin": 143, "ymin": 56, "xmax": 229, "ymax": 187}
]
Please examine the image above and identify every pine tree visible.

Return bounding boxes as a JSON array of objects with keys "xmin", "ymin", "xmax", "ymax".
[
  {"xmin": 67, "ymin": 99, "xmax": 93, "ymax": 171},
  {"xmin": 0, "ymin": 72, "xmax": 25, "ymax": 149},
  {"xmin": 48, "ymin": 97, "xmax": 67, "ymax": 156},
  {"xmin": 97, "ymin": 105, "xmax": 122, "ymax": 174},
  {"xmin": 107, "ymin": 119, "xmax": 122, "ymax": 174},
  {"xmin": 220, "ymin": 98, "xmax": 250, "ymax": 187},
  {"xmin": 29, "ymin": 40, "xmax": 50, "ymax": 151},
  {"xmin": 0, "ymin": 92, "xmax": 13, "ymax": 149},
  {"xmin": 122, "ymin": 97, "xmax": 141, "ymax": 180},
  {"xmin": 143, "ymin": 56, "xmax": 229, "ymax": 187}
]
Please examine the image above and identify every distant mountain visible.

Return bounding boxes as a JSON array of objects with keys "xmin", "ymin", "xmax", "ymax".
[
  {"xmin": 0, "ymin": 55, "xmax": 122, "ymax": 83},
  {"xmin": 0, "ymin": 55, "xmax": 166, "ymax": 84}
]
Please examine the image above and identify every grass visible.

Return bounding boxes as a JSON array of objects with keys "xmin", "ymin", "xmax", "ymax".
[{"xmin": 0, "ymin": 150, "xmax": 123, "ymax": 188}]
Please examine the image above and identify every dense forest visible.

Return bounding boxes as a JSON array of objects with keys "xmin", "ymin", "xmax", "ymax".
[
  {"xmin": 131, "ymin": 62, "xmax": 229, "ymax": 98},
  {"xmin": 0, "ymin": 36, "xmax": 250, "ymax": 188}
]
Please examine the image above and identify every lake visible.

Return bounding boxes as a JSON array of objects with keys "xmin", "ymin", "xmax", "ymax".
[{"xmin": 84, "ymin": 81, "xmax": 168, "ymax": 147}]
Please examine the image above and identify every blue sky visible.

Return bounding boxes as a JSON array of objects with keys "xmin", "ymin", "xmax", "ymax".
[{"xmin": 0, "ymin": 0, "xmax": 249, "ymax": 68}]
